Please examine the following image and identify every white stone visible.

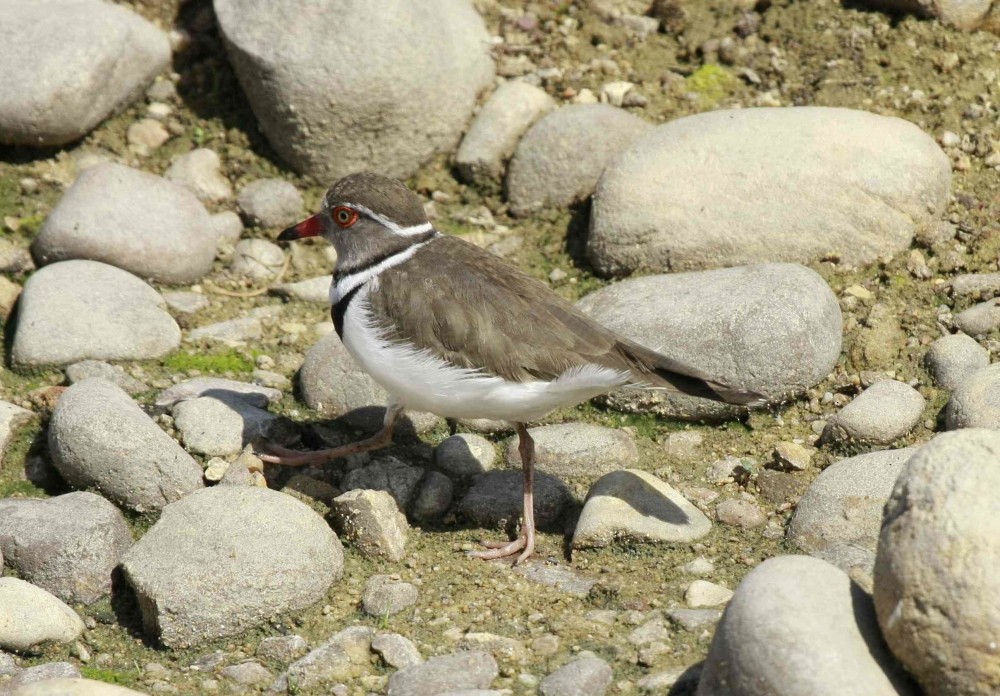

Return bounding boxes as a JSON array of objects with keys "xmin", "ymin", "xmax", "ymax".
[{"xmin": 0, "ymin": 578, "xmax": 84, "ymax": 652}]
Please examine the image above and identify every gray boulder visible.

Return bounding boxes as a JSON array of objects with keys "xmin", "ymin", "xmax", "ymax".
[
  {"xmin": 122, "ymin": 486, "xmax": 344, "ymax": 648},
  {"xmin": 12, "ymin": 260, "xmax": 180, "ymax": 367},
  {"xmin": 48, "ymin": 379, "xmax": 203, "ymax": 512},
  {"xmin": 924, "ymin": 333, "xmax": 989, "ymax": 390},
  {"xmin": 33, "ymin": 163, "xmax": 216, "ymax": 284},
  {"xmin": 214, "ymin": 0, "xmax": 494, "ymax": 180},
  {"xmin": 0, "ymin": 492, "xmax": 131, "ymax": 605},
  {"xmin": 576, "ymin": 263, "xmax": 841, "ymax": 419},
  {"xmin": 943, "ymin": 363, "xmax": 1000, "ymax": 430},
  {"xmin": 0, "ymin": 0, "xmax": 169, "ymax": 146},
  {"xmin": 953, "ymin": 298, "xmax": 1000, "ymax": 336},
  {"xmin": 588, "ymin": 107, "xmax": 950, "ymax": 276},
  {"xmin": 821, "ymin": 380, "xmax": 925, "ymax": 445},
  {"xmin": 506, "ymin": 104, "xmax": 651, "ymax": 216}
]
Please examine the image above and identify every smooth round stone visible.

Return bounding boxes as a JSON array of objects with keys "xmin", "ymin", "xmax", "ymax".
[
  {"xmin": 686, "ymin": 580, "xmax": 733, "ymax": 608},
  {"xmin": 299, "ymin": 332, "xmax": 442, "ymax": 434},
  {"xmin": 789, "ymin": 449, "xmax": 917, "ymax": 584},
  {"xmin": 33, "ymin": 163, "xmax": 216, "ymax": 284},
  {"xmin": 572, "ymin": 470, "xmax": 711, "ymax": 549},
  {"xmin": 953, "ymin": 298, "xmax": 1000, "ymax": 336},
  {"xmin": 230, "ymin": 239, "xmax": 286, "ymax": 280},
  {"xmin": 215, "ymin": 0, "xmax": 493, "ymax": 180},
  {"xmin": 65, "ymin": 360, "xmax": 148, "ymax": 395},
  {"xmin": 121, "ymin": 486, "xmax": 343, "ymax": 648},
  {"xmin": 698, "ymin": 556, "xmax": 916, "ymax": 696},
  {"xmin": 5, "ymin": 663, "xmax": 82, "ymax": 693},
  {"xmin": 163, "ymin": 148, "xmax": 232, "ymax": 203},
  {"xmin": 0, "ymin": 578, "xmax": 84, "ymax": 652},
  {"xmin": 943, "ymin": 363, "xmax": 1000, "ymax": 429},
  {"xmin": 588, "ymin": 107, "xmax": 950, "ymax": 276},
  {"xmin": 371, "ymin": 633, "xmax": 423, "ymax": 669},
  {"xmin": 924, "ymin": 333, "xmax": 989, "ymax": 391},
  {"xmin": 576, "ymin": 263, "xmax": 841, "ymax": 419},
  {"xmin": 506, "ymin": 104, "xmax": 651, "ymax": 216},
  {"xmin": 948, "ymin": 271, "xmax": 1000, "ymax": 297},
  {"xmin": 538, "ymin": 656, "xmax": 612, "ymax": 696},
  {"xmin": 821, "ymin": 380, "xmax": 925, "ymax": 445},
  {"xmin": 12, "ymin": 260, "xmax": 180, "ymax": 367},
  {"xmin": 457, "ymin": 471, "xmax": 570, "ymax": 531},
  {"xmin": 387, "ymin": 651, "xmax": 499, "ymax": 696},
  {"xmin": 411, "ymin": 471, "xmax": 454, "ymax": 522},
  {"xmin": 455, "ymin": 80, "xmax": 555, "ymax": 187},
  {"xmin": 11, "ymin": 678, "xmax": 149, "ymax": 696},
  {"xmin": 715, "ymin": 498, "xmax": 766, "ymax": 528},
  {"xmin": 210, "ymin": 211, "xmax": 244, "ymax": 247},
  {"xmin": 435, "ymin": 433, "xmax": 496, "ymax": 479},
  {"xmin": 172, "ymin": 394, "xmax": 289, "ymax": 457},
  {"xmin": 361, "ymin": 575, "xmax": 418, "ymax": 616},
  {"xmin": 0, "ymin": 492, "xmax": 131, "ymax": 605},
  {"xmin": 48, "ymin": 379, "xmax": 203, "ymax": 513},
  {"xmin": 503, "ymin": 423, "xmax": 638, "ymax": 478},
  {"xmin": 236, "ymin": 179, "xmax": 303, "ymax": 229},
  {"xmin": 0, "ymin": 0, "xmax": 169, "ymax": 146},
  {"xmin": 874, "ymin": 429, "xmax": 1000, "ymax": 695}
]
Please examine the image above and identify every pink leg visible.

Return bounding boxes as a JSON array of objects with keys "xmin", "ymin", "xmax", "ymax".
[
  {"xmin": 470, "ymin": 423, "xmax": 536, "ymax": 565},
  {"xmin": 257, "ymin": 401, "xmax": 404, "ymax": 467}
]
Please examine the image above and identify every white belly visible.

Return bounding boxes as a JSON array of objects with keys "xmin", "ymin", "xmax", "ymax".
[{"xmin": 341, "ymin": 285, "xmax": 630, "ymax": 422}]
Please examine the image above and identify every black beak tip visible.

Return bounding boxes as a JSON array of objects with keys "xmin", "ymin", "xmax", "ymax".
[{"xmin": 277, "ymin": 226, "xmax": 299, "ymax": 242}]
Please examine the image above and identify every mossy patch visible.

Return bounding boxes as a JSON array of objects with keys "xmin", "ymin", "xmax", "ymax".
[
  {"xmin": 685, "ymin": 64, "xmax": 740, "ymax": 104},
  {"xmin": 162, "ymin": 349, "xmax": 255, "ymax": 375},
  {"xmin": 80, "ymin": 666, "xmax": 139, "ymax": 687}
]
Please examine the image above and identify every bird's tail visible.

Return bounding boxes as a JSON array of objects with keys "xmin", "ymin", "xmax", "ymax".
[{"xmin": 617, "ymin": 340, "xmax": 766, "ymax": 407}]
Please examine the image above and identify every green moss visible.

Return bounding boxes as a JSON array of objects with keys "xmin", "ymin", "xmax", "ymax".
[
  {"xmin": 17, "ymin": 213, "xmax": 46, "ymax": 236},
  {"xmin": 80, "ymin": 666, "xmax": 138, "ymax": 686},
  {"xmin": 685, "ymin": 64, "xmax": 740, "ymax": 104},
  {"xmin": 162, "ymin": 349, "xmax": 255, "ymax": 375}
]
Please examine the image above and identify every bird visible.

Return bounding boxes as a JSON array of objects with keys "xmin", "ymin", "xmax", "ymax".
[{"xmin": 260, "ymin": 172, "xmax": 764, "ymax": 565}]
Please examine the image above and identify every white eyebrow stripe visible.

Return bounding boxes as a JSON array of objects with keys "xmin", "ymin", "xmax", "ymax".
[
  {"xmin": 343, "ymin": 202, "xmax": 433, "ymax": 237},
  {"xmin": 330, "ymin": 237, "xmax": 437, "ymax": 305}
]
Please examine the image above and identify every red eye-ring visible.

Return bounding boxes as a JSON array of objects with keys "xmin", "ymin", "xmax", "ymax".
[{"xmin": 332, "ymin": 206, "xmax": 359, "ymax": 228}]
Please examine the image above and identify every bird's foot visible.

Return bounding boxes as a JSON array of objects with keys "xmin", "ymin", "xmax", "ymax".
[
  {"xmin": 255, "ymin": 441, "xmax": 355, "ymax": 467},
  {"xmin": 469, "ymin": 530, "xmax": 535, "ymax": 566}
]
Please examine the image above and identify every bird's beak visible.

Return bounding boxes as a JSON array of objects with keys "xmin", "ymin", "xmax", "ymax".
[{"xmin": 278, "ymin": 213, "xmax": 323, "ymax": 241}]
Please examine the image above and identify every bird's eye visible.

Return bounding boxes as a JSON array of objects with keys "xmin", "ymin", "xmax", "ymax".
[{"xmin": 332, "ymin": 206, "xmax": 359, "ymax": 228}]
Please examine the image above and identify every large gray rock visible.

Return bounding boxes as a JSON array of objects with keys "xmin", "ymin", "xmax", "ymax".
[
  {"xmin": 943, "ymin": 363, "xmax": 1000, "ymax": 430},
  {"xmin": 455, "ymin": 80, "xmax": 556, "ymax": 187},
  {"xmin": 573, "ymin": 469, "xmax": 712, "ymax": 549},
  {"xmin": 214, "ymin": 0, "xmax": 494, "ymax": 180},
  {"xmin": 874, "ymin": 429, "xmax": 1000, "ymax": 695},
  {"xmin": 576, "ymin": 263, "xmax": 841, "ymax": 419},
  {"xmin": 122, "ymin": 486, "xmax": 343, "ymax": 648},
  {"xmin": 33, "ymin": 163, "xmax": 217, "ymax": 284},
  {"xmin": 299, "ymin": 332, "xmax": 441, "ymax": 433},
  {"xmin": 48, "ymin": 379, "xmax": 203, "ymax": 512},
  {"xmin": 506, "ymin": 104, "xmax": 651, "ymax": 216},
  {"xmin": 698, "ymin": 555, "xmax": 915, "ymax": 696},
  {"xmin": 0, "ymin": 492, "xmax": 132, "ymax": 605},
  {"xmin": 924, "ymin": 333, "xmax": 989, "ymax": 391},
  {"xmin": 789, "ymin": 449, "xmax": 916, "ymax": 584},
  {"xmin": 821, "ymin": 381, "xmax": 925, "ymax": 446},
  {"xmin": 0, "ymin": 0, "xmax": 169, "ymax": 146},
  {"xmin": 588, "ymin": 107, "xmax": 950, "ymax": 276},
  {"xmin": 387, "ymin": 651, "xmax": 498, "ymax": 696},
  {"xmin": 0, "ymin": 578, "xmax": 84, "ymax": 652},
  {"xmin": 503, "ymin": 424, "xmax": 638, "ymax": 478},
  {"xmin": 12, "ymin": 260, "xmax": 180, "ymax": 368}
]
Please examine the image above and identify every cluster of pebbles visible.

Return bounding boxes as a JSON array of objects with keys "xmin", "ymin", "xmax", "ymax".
[{"xmin": 1, "ymin": 0, "xmax": 1000, "ymax": 694}]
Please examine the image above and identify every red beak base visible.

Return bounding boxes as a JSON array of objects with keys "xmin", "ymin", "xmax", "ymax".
[{"xmin": 278, "ymin": 213, "xmax": 322, "ymax": 241}]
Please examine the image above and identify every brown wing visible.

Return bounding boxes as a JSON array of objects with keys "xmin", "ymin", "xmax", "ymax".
[{"xmin": 370, "ymin": 235, "xmax": 761, "ymax": 405}]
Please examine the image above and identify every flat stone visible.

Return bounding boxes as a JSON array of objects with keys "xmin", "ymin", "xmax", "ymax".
[
  {"xmin": 874, "ymin": 430, "xmax": 1000, "ymax": 695},
  {"xmin": 698, "ymin": 555, "xmax": 916, "ymax": 696},
  {"xmin": 270, "ymin": 627, "xmax": 374, "ymax": 692},
  {"xmin": 187, "ymin": 316, "xmax": 263, "ymax": 345},
  {"xmin": 172, "ymin": 393, "xmax": 292, "ymax": 457},
  {"xmin": 948, "ymin": 272, "xmax": 1000, "ymax": 297},
  {"xmin": 457, "ymin": 470, "xmax": 570, "ymax": 532},
  {"xmin": 944, "ymin": 363, "xmax": 1000, "ymax": 429},
  {"xmin": 0, "ymin": 578, "xmax": 84, "ymax": 652},
  {"xmin": 329, "ymin": 489, "xmax": 408, "ymax": 561},
  {"xmin": 715, "ymin": 498, "xmax": 766, "ymax": 529},
  {"xmin": 589, "ymin": 107, "xmax": 950, "ymax": 276},
  {"xmin": 273, "ymin": 275, "xmax": 332, "ymax": 303},
  {"xmin": 371, "ymin": 633, "xmax": 422, "ymax": 669},
  {"xmin": 0, "ymin": 0, "xmax": 169, "ymax": 146},
  {"xmin": 772, "ymin": 441, "xmax": 813, "ymax": 471},
  {"xmin": 162, "ymin": 291, "xmax": 210, "ymax": 315},
  {"xmin": 924, "ymin": 333, "xmax": 989, "ymax": 390},
  {"xmin": 215, "ymin": 0, "xmax": 493, "ymax": 181},
  {"xmin": 9, "ymin": 677, "xmax": 149, "ymax": 695},
  {"xmin": 127, "ymin": 118, "xmax": 170, "ymax": 156},
  {"xmin": 48, "ymin": 379, "xmax": 203, "ymax": 512},
  {"xmin": 0, "ymin": 492, "xmax": 131, "ymax": 605},
  {"xmin": 299, "ymin": 332, "xmax": 442, "ymax": 434},
  {"xmin": 455, "ymin": 80, "xmax": 555, "ymax": 187},
  {"xmin": 33, "ymin": 163, "xmax": 216, "ymax": 283},
  {"xmin": 387, "ymin": 651, "xmax": 498, "ymax": 696},
  {"xmin": 155, "ymin": 377, "xmax": 282, "ymax": 410},
  {"xmin": 538, "ymin": 657, "xmax": 612, "ymax": 696},
  {"xmin": 576, "ymin": 264, "xmax": 841, "ymax": 419},
  {"xmin": 685, "ymin": 580, "xmax": 733, "ymax": 607},
  {"xmin": 230, "ymin": 239, "xmax": 286, "ymax": 280},
  {"xmin": 121, "ymin": 486, "xmax": 343, "ymax": 648},
  {"xmin": 362, "ymin": 575, "xmax": 418, "ymax": 617},
  {"xmin": 503, "ymin": 424, "xmax": 638, "ymax": 478},
  {"xmin": 12, "ymin": 260, "xmax": 180, "ymax": 367},
  {"xmin": 507, "ymin": 104, "xmax": 651, "ymax": 216},
  {"xmin": 435, "ymin": 433, "xmax": 496, "ymax": 479},
  {"xmin": 65, "ymin": 360, "xmax": 148, "ymax": 395},
  {"xmin": 573, "ymin": 469, "xmax": 711, "ymax": 549},
  {"xmin": 667, "ymin": 608, "xmax": 723, "ymax": 631},
  {"xmin": 163, "ymin": 148, "xmax": 232, "ymax": 203}
]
